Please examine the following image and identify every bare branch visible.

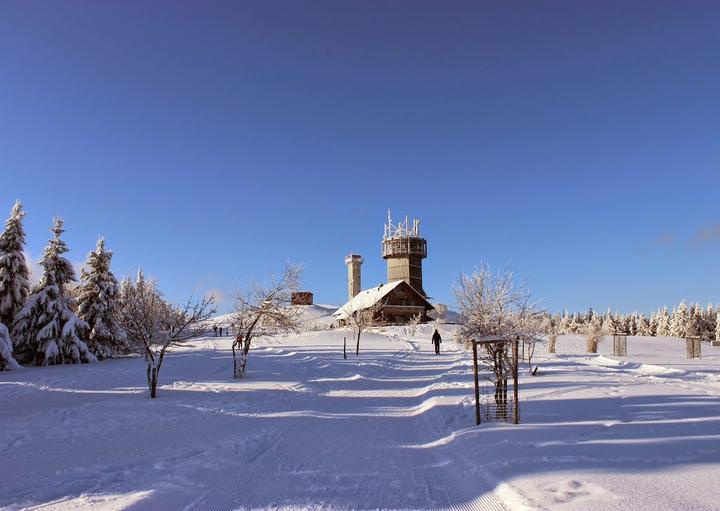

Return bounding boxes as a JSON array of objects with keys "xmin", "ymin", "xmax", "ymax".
[{"xmin": 231, "ymin": 263, "xmax": 303, "ymax": 378}]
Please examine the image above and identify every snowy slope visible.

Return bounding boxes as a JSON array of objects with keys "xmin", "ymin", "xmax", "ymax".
[
  {"xmin": 0, "ymin": 329, "xmax": 719, "ymax": 510},
  {"xmin": 206, "ymin": 304, "xmax": 338, "ymax": 333}
]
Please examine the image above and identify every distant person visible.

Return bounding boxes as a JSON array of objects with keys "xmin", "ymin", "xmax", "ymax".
[
  {"xmin": 432, "ymin": 329, "xmax": 442, "ymax": 355},
  {"xmin": 213, "ymin": 325, "xmax": 218, "ymax": 337},
  {"xmin": 219, "ymin": 327, "xmax": 223, "ymax": 337}
]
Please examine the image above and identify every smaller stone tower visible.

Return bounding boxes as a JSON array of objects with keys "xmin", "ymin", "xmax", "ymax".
[{"xmin": 344, "ymin": 254, "xmax": 363, "ymax": 301}]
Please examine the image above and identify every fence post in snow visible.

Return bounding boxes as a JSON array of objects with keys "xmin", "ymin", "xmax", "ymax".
[
  {"xmin": 685, "ymin": 337, "xmax": 701, "ymax": 359},
  {"xmin": 613, "ymin": 335, "xmax": 627, "ymax": 357},
  {"xmin": 472, "ymin": 341, "xmax": 481, "ymax": 425}
]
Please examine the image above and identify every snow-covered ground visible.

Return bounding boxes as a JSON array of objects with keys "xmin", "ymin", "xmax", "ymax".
[
  {"xmin": 1, "ymin": 328, "xmax": 720, "ymax": 510},
  {"xmin": 207, "ymin": 304, "xmax": 339, "ymax": 333}
]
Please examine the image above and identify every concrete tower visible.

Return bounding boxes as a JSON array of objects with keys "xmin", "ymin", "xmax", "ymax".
[
  {"xmin": 344, "ymin": 254, "xmax": 363, "ymax": 301},
  {"xmin": 382, "ymin": 211, "xmax": 427, "ymax": 297}
]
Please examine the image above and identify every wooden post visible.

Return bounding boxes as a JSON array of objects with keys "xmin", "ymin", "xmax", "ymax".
[
  {"xmin": 686, "ymin": 337, "xmax": 701, "ymax": 359},
  {"xmin": 613, "ymin": 335, "xmax": 627, "ymax": 357},
  {"xmin": 548, "ymin": 334, "xmax": 556, "ymax": 354},
  {"xmin": 472, "ymin": 341, "xmax": 481, "ymax": 425},
  {"xmin": 512, "ymin": 339, "xmax": 520, "ymax": 425}
]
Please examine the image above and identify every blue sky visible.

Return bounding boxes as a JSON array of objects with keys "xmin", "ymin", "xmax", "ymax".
[{"xmin": 2, "ymin": 1, "xmax": 720, "ymax": 314}]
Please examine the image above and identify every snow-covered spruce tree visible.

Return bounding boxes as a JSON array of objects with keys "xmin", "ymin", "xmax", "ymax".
[
  {"xmin": 656, "ymin": 307, "xmax": 672, "ymax": 337},
  {"xmin": 670, "ymin": 302, "xmax": 689, "ymax": 338},
  {"xmin": 715, "ymin": 311, "xmax": 720, "ymax": 343},
  {"xmin": 616, "ymin": 314, "xmax": 628, "ymax": 334},
  {"xmin": 703, "ymin": 304, "xmax": 716, "ymax": 339},
  {"xmin": 558, "ymin": 312, "xmax": 571, "ymax": 334},
  {"xmin": 636, "ymin": 314, "xmax": 651, "ymax": 336},
  {"xmin": 0, "ymin": 321, "xmax": 19, "ymax": 370},
  {"xmin": 628, "ymin": 313, "xmax": 639, "ymax": 336},
  {"xmin": 568, "ymin": 313, "xmax": 583, "ymax": 333},
  {"xmin": 589, "ymin": 311, "xmax": 603, "ymax": 334},
  {"xmin": 13, "ymin": 218, "xmax": 95, "ymax": 365},
  {"xmin": 76, "ymin": 238, "xmax": 127, "ymax": 359},
  {"xmin": 0, "ymin": 200, "xmax": 31, "ymax": 330},
  {"xmin": 688, "ymin": 304, "xmax": 705, "ymax": 338},
  {"xmin": 649, "ymin": 311, "xmax": 659, "ymax": 336},
  {"xmin": 601, "ymin": 312, "xmax": 617, "ymax": 335}
]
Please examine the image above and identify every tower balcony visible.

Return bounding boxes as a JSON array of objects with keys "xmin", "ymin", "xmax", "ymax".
[{"xmin": 382, "ymin": 237, "xmax": 427, "ymax": 259}]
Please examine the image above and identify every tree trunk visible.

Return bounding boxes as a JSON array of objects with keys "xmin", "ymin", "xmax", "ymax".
[
  {"xmin": 147, "ymin": 362, "xmax": 160, "ymax": 399},
  {"xmin": 235, "ymin": 350, "xmax": 248, "ymax": 378},
  {"xmin": 232, "ymin": 340, "xmax": 240, "ymax": 378},
  {"xmin": 234, "ymin": 337, "xmax": 252, "ymax": 378},
  {"xmin": 343, "ymin": 337, "xmax": 347, "ymax": 359},
  {"xmin": 356, "ymin": 330, "xmax": 361, "ymax": 356}
]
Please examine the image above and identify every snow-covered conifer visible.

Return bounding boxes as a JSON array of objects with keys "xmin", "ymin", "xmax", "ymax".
[
  {"xmin": 601, "ymin": 311, "xmax": 617, "ymax": 335},
  {"xmin": 13, "ymin": 218, "xmax": 95, "ymax": 365},
  {"xmin": 76, "ymin": 238, "xmax": 127, "ymax": 359},
  {"xmin": 656, "ymin": 307, "xmax": 672, "ymax": 337},
  {"xmin": 715, "ymin": 311, "xmax": 720, "ymax": 343},
  {"xmin": 703, "ymin": 304, "xmax": 715, "ymax": 338},
  {"xmin": 627, "ymin": 313, "xmax": 638, "ymax": 336},
  {"xmin": 568, "ymin": 313, "xmax": 582, "ymax": 333},
  {"xmin": 0, "ymin": 200, "xmax": 31, "ymax": 329},
  {"xmin": 649, "ymin": 311, "xmax": 659, "ymax": 336},
  {"xmin": 589, "ymin": 311, "xmax": 603, "ymax": 332},
  {"xmin": 670, "ymin": 302, "xmax": 689, "ymax": 338},
  {"xmin": 0, "ymin": 322, "xmax": 19, "ymax": 370},
  {"xmin": 558, "ymin": 312, "xmax": 571, "ymax": 334},
  {"xmin": 688, "ymin": 304, "xmax": 705, "ymax": 338},
  {"xmin": 617, "ymin": 314, "xmax": 628, "ymax": 334},
  {"xmin": 636, "ymin": 314, "xmax": 651, "ymax": 336}
]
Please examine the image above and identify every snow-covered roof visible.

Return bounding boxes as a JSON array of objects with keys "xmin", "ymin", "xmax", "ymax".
[
  {"xmin": 333, "ymin": 281, "xmax": 404, "ymax": 321},
  {"xmin": 333, "ymin": 280, "xmax": 433, "ymax": 321}
]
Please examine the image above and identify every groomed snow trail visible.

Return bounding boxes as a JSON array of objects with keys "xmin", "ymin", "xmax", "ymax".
[
  {"xmin": 0, "ymin": 328, "xmax": 508, "ymax": 510},
  {"xmin": 183, "ymin": 331, "xmax": 508, "ymax": 511}
]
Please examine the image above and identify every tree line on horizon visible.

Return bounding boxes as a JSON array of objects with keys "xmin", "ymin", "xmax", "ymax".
[{"xmin": 547, "ymin": 304, "xmax": 720, "ymax": 341}]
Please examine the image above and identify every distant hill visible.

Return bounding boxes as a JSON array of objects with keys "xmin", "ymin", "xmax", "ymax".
[{"xmin": 206, "ymin": 304, "xmax": 339, "ymax": 333}]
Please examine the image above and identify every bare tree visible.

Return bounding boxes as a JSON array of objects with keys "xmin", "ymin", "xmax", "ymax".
[
  {"xmin": 337, "ymin": 298, "xmax": 386, "ymax": 356},
  {"xmin": 407, "ymin": 311, "xmax": 423, "ymax": 337},
  {"xmin": 119, "ymin": 273, "xmax": 214, "ymax": 398},
  {"xmin": 429, "ymin": 303, "xmax": 449, "ymax": 325},
  {"xmin": 584, "ymin": 321, "xmax": 603, "ymax": 354},
  {"xmin": 231, "ymin": 263, "xmax": 303, "ymax": 379},
  {"xmin": 454, "ymin": 264, "xmax": 544, "ymax": 409}
]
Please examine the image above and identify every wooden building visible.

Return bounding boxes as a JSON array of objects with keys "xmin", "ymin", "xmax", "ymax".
[
  {"xmin": 291, "ymin": 291, "xmax": 314, "ymax": 306},
  {"xmin": 334, "ymin": 280, "xmax": 434, "ymax": 325}
]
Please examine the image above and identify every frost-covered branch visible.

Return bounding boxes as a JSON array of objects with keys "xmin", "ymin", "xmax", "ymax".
[
  {"xmin": 454, "ymin": 263, "xmax": 544, "ymax": 392},
  {"xmin": 231, "ymin": 263, "xmax": 303, "ymax": 378},
  {"xmin": 118, "ymin": 271, "xmax": 214, "ymax": 398}
]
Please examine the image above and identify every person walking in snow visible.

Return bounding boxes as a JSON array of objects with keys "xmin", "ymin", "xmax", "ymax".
[
  {"xmin": 213, "ymin": 325, "xmax": 218, "ymax": 337},
  {"xmin": 432, "ymin": 329, "xmax": 442, "ymax": 355}
]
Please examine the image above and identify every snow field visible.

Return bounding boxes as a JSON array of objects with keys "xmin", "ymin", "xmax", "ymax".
[{"xmin": 0, "ymin": 328, "xmax": 719, "ymax": 510}]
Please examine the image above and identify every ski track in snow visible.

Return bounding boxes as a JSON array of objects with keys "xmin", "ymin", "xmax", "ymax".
[{"xmin": 1, "ymin": 330, "xmax": 720, "ymax": 510}]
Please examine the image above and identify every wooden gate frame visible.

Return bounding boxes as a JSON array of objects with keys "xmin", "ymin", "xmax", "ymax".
[{"xmin": 471, "ymin": 337, "xmax": 520, "ymax": 425}]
